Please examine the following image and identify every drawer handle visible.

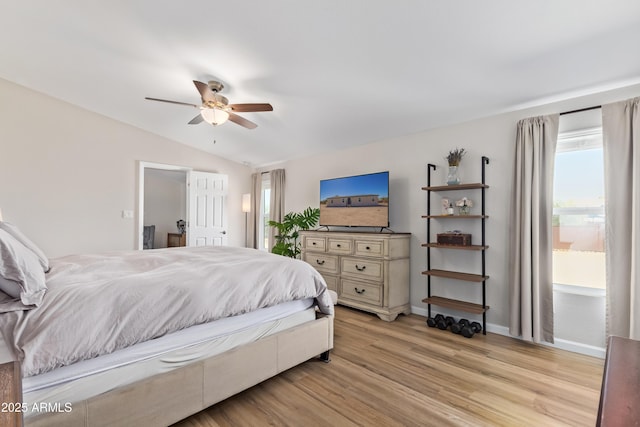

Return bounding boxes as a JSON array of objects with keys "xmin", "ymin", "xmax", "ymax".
[
  {"xmin": 336, "ymin": 244, "xmax": 341, "ymax": 248},
  {"xmin": 366, "ymin": 246, "xmax": 370, "ymax": 250},
  {"xmin": 312, "ymin": 242, "xmax": 317, "ymax": 245},
  {"xmin": 355, "ymin": 264, "xmax": 366, "ymax": 271},
  {"xmin": 354, "ymin": 287, "xmax": 366, "ymax": 294},
  {"xmin": 316, "ymin": 259, "xmax": 325, "ymax": 265}
]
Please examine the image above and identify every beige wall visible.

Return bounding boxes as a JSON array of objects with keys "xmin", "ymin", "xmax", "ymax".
[
  {"xmin": 271, "ymin": 83, "xmax": 640, "ymax": 332},
  {"xmin": 0, "ymin": 78, "xmax": 251, "ymax": 257}
]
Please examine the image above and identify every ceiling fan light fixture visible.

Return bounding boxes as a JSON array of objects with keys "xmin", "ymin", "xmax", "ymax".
[{"xmin": 200, "ymin": 108, "xmax": 229, "ymax": 126}]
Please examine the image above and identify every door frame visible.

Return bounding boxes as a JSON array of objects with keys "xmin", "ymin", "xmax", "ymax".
[{"xmin": 137, "ymin": 161, "xmax": 192, "ymax": 250}]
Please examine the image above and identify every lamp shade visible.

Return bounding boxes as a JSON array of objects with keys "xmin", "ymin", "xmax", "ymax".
[
  {"xmin": 242, "ymin": 194, "xmax": 251, "ymax": 213},
  {"xmin": 200, "ymin": 108, "xmax": 229, "ymax": 126}
]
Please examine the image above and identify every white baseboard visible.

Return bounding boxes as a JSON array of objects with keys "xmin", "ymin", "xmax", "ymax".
[
  {"xmin": 410, "ymin": 305, "xmax": 605, "ymax": 359},
  {"xmin": 543, "ymin": 338, "xmax": 606, "ymax": 358}
]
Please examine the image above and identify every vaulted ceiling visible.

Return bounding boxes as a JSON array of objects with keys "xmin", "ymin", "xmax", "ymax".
[{"xmin": 2, "ymin": 1, "xmax": 640, "ymax": 167}]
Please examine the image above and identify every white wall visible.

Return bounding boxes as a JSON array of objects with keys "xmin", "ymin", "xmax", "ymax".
[
  {"xmin": 270, "ymin": 83, "xmax": 640, "ymax": 339},
  {"xmin": 0, "ymin": 78, "xmax": 251, "ymax": 257}
]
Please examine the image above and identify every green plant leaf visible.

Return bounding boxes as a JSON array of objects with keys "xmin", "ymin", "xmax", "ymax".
[{"xmin": 267, "ymin": 206, "xmax": 320, "ymax": 258}]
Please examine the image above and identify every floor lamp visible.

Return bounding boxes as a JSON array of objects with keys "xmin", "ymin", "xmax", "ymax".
[{"xmin": 242, "ymin": 194, "xmax": 251, "ymax": 248}]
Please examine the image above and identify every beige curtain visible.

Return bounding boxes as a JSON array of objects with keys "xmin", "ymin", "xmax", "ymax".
[
  {"xmin": 247, "ymin": 172, "xmax": 261, "ymax": 249},
  {"xmin": 602, "ymin": 97, "xmax": 640, "ymax": 340},
  {"xmin": 509, "ymin": 114, "xmax": 559, "ymax": 344},
  {"xmin": 268, "ymin": 169, "xmax": 285, "ymax": 252}
]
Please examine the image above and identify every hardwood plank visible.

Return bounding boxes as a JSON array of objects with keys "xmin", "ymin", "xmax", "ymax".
[{"xmin": 173, "ymin": 306, "xmax": 603, "ymax": 427}]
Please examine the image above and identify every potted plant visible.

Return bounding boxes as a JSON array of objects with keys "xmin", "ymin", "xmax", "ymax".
[
  {"xmin": 268, "ymin": 207, "xmax": 320, "ymax": 258},
  {"xmin": 445, "ymin": 148, "xmax": 465, "ymax": 185}
]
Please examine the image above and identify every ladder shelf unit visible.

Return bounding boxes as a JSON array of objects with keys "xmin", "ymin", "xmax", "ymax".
[{"xmin": 422, "ymin": 156, "xmax": 489, "ymax": 334}]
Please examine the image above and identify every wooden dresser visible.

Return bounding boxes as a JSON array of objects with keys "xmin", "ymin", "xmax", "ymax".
[
  {"xmin": 0, "ymin": 361, "xmax": 23, "ymax": 427},
  {"xmin": 167, "ymin": 233, "xmax": 186, "ymax": 247},
  {"xmin": 300, "ymin": 231, "xmax": 410, "ymax": 321},
  {"xmin": 597, "ymin": 336, "xmax": 640, "ymax": 426}
]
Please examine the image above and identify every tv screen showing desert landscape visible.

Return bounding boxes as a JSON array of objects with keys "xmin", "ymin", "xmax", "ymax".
[{"xmin": 319, "ymin": 171, "xmax": 389, "ymax": 227}]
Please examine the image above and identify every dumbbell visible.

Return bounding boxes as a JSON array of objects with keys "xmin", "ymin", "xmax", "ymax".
[
  {"xmin": 436, "ymin": 315, "xmax": 456, "ymax": 330},
  {"xmin": 450, "ymin": 318, "xmax": 469, "ymax": 335},
  {"xmin": 426, "ymin": 313, "xmax": 444, "ymax": 328},
  {"xmin": 461, "ymin": 321, "xmax": 483, "ymax": 338},
  {"xmin": 426, "ymin": 314, "xmax": 456, "ymax": 330}
]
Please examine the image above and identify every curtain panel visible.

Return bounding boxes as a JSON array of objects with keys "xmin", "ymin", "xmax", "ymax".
[
  {"xmin": 509, "ymin": 114, "xmax": 559, "ymax": 344},
  {"xmin": 268, "ymin": 169, "xmax": 285, "ymax": 252},
  {"xmin": 248, "ymin": 172, "xmax": 261, "ymax": 249},
  {"xmin": 602, "ymin": 97, "xmax": 640, "ymax": 340}
]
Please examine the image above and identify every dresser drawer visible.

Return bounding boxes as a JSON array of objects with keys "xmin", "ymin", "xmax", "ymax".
[
  {"xmin": 303, "ymin": 253, "xmax": 339, "ymax": 274},
  {"xmin": 340, "ymin": 279, "xmax": 382, "ymax": 306},
  {"xmin": 327, "ymin": 238, "xmax": 353, "ymax": 254},
  {"xmin": 354, "ymin": 240, "xmax": 384, "ymax": 257},
  {"xmin": 341, "ymin": 257, "xmax": 383, "ymax": 281},
  {"xmin": 304, "ymin": 236, "xmax": 326, "ymax": 251},
  {"xmin": 321, "ymin": 274, "xmax": 338, "ymax": 292}
]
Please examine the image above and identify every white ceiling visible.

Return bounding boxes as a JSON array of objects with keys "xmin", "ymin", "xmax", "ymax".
[{"xmin": 2, "ymin": 1, "xmax": 640, "ymax": 167}]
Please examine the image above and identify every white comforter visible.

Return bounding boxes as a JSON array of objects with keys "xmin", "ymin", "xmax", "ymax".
[{"xmin": 0, "ymin": 246, "xmax": 333, "ymax": 377}]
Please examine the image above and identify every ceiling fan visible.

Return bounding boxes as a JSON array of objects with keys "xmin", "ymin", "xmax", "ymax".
[{"xmin": 145, "ymin": 80, "xmax": 273, "ymax": 129}]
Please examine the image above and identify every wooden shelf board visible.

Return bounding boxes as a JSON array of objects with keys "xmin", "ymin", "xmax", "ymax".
[
  {"xmin": 422, "ymin": 183, "xmax": 489, "ymax": 192},
  {"xmin": 421, "ymin": 269, "xmax": 489, "ymax": 282},
  {"xmin": 423, "ymin": 243, "xmax": 489, "ymax": 251},
  {"xmin": 421, "ymin": 296, "xmax": 489, "ymax": 314},
  {"xmin": 421, "ymin": 215, "xmax": 488, "ymax": 219}
]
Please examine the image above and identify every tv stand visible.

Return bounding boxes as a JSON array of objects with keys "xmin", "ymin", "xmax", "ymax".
[{"xmin": 299, "ymin": 230, "xmax": 411, "ymax": 321}]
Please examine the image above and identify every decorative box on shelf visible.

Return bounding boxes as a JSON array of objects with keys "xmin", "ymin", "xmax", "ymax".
[{"xmin": 436, "ymin": 232, "xmax": 472, "ymax": 246}]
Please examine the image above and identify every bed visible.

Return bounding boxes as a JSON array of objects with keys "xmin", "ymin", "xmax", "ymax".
[{"xmin": 0, "ymin": 223, "xmax": 334, "ymax": 426}]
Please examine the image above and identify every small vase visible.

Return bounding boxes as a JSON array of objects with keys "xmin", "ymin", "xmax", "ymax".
[
  {"xmin": 447, "ymin": 166, "xmax": 460, "ymax": 185},
  {"xmin": 458, "ymin": 205, "xmax": 470, "ymax": 215}
]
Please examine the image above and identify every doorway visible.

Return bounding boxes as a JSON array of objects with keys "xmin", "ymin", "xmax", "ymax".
[
  {"xmin": 137, "ymin": 162, "xmax": 229, "ymax": 250},
  {"xmin": 138, "ymin": 162, "xmax": 190, "ymax": 250}
]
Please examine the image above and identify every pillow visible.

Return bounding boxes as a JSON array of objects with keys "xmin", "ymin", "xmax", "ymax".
[
  {"xmin": 0, "ymin": 229, "xmax": 47, "ymax": 311},
  {"xmin": 0, "ymin": 221, "xmax": 50, "ymax": 273},
  {"xmin": 0, "ymin": 276, "xmax": 21, "ymax": 299}
]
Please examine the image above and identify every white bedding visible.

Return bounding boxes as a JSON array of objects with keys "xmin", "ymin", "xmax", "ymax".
[{"xmin": 0, "ymin": 246, "xmax": 333, "ymax": 377}]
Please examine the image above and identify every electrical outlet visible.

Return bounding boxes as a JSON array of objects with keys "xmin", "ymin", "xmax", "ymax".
[{"xmin": 121, "ymin": 210, "xmax": 134, "ymax": 219}]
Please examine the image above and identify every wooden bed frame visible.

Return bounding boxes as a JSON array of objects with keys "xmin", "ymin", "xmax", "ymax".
[{"xmin": 7, "ymin": 313, "xmax": 333, "ymax": 427}]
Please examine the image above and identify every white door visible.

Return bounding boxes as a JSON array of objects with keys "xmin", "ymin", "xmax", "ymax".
[{"xmin": 188, "ymin": 171, "xmax": 228, "ymax": 246}]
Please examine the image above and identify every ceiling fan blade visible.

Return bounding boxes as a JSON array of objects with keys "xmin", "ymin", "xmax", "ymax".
[
  {"xmin": 193, "ymin": 80, "xmax": 216, "ymax": 102},
  {"xmin": 228, "ymin": 112, "xmax": 258, "ymax": 129},
  {"xmin": 228, "ymin": 103, "xmax": 273, "ymax": 112},
  {"xmin": 188, "ymin": 114, "xmax": 204, "ymax": 125},
  {"xmin": 145, "ymin": 97, "xmax": 199, "ymax": 108}
]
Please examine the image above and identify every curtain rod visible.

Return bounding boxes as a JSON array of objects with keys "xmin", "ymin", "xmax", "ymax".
[{"xmin": 559, "ymin": 105, "xmax": 601, "ymax": 116}]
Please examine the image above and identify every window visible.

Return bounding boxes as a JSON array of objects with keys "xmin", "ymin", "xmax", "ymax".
[
  {"xmin": 258, "ymin": 174, "xmax": 271, "ymax": 251},
  {"xmin": 552, "ymin": 127, "xmax": 605, "ymax": 290}
]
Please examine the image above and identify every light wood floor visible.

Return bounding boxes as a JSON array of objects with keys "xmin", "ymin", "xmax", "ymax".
[{"xmin": 173, "ymin": 306, "xmax": 604, "ymax": 427}]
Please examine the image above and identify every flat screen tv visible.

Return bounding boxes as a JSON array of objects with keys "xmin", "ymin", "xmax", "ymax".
[{"xmin": 319, "ymin": 171, "xmax": 389, "ymax": 227}]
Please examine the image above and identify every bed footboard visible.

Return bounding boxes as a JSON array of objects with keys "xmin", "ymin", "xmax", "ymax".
[{"xmin": 25, "ymin": 314, "xmax": 333, "ymax": 427}]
